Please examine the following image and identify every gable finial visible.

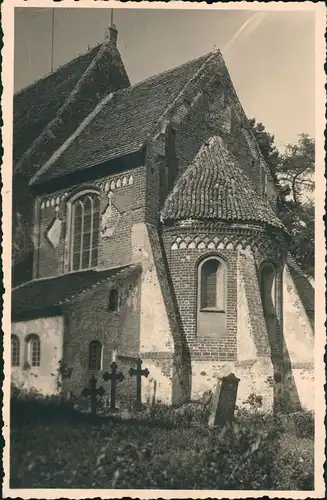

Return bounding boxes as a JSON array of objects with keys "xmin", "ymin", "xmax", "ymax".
[{"xmin": 105, "ymin": 8, "xmax": 118, "ymax": 45}]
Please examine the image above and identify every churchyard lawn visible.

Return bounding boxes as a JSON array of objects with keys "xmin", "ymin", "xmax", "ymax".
[{"xmin": 10, "ymin": 397, "xmax": 314, "ymax": 490}]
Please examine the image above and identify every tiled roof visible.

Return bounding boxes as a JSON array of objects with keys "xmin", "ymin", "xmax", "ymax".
[
  {"xmin": 12, "ymin": 264, "xmax": 141, "ymax": 319},
  {"xmin": 30, "ymin": 52, "xmax": 216, "ymax": 185},
  {"xmin": 14, "ymin": 40, "xmax": 130, "ymax": 180},
  {"xmin": 14, "ymin": 45, "xmax": 102, "ymax": 166},
  {"xmin": 161, "ymin": 135, "xmax": 285, "ymax": 230}
]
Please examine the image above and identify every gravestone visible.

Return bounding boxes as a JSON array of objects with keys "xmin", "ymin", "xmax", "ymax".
[
  {"xmin": 129, "ymin": 358, "xmax": 149, "ymax": 411},
  {"xmin": 81, "ymin": 376, "xmax": 105, "ymax": 416},
  {"xmin": 208, "ymin": 373, "xmax": 240, "ymax": 428},
  {"xmin": 103, "ymin": 362, "xmax": 124, "ymax": 412}
]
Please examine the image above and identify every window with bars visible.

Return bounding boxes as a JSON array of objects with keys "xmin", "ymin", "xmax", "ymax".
[
  {"xmin": 71, "ymin": 193, "xmax": 100, "ymax": 271},
  {"xmin": 199, "ymin": 257, "xmax": 226, "ymax": 311},
  {"xmin": 88, "ymin": 341, "xmax": 102, "ymax": 370},
  {"xmin": 26, "ymin": 335, "xmax": 41, "ymax": 367},
  {"xmin": 11, "ymin": 335, "xmax": 20, "ymax": 367}
]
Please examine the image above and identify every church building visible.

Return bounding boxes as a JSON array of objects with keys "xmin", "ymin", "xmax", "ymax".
[{"xmin": 11, "ymin": 23, "xmax": 314, "ymax": 412}]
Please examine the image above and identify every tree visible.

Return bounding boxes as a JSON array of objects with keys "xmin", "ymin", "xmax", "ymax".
[
  {"xmin": 248, "ymin": 118, "xmax": 280, "ymax": 181},
  {"xmin": 249, "ymin": 120, "xmax": 315, "ymax": 276},
  {"xmin": 278, "ymin": 134, "xmax": 315, "ymax": 209}
]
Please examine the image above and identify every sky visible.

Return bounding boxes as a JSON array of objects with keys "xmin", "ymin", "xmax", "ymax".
[{"xmin": 14, "ymin": 6, "xmax": 316, "ymax": 151}]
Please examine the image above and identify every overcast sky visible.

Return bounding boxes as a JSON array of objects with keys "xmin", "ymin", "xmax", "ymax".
[{"xmin": 14, "ymin": 7, "xmax": 315, "ymax": 151}]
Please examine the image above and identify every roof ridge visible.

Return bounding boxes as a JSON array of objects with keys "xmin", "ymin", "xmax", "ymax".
[
  {"xmin": 29, "ymin": 50, "xmax": 219, "ymax": 185},
  {"xmin": 147, "ymin": 51, "xmax": 219, "ymax": 144},
  {"xmin": 126, "ymin": 51, "xmax": 216, "ymax": 93},
  {"xmin": 30, "ymin": 92, "xmax": 114, "ymax": 185},
  {"xmin": 57, "ymin": 262, "xmax": 142, "ymax": 305},
  {"xmin": 15, "ymin": 41, "xmax": 115, "ymax": 175},
  {"xmin": 14, "ymin": 43, "xmax": 102, "ymax": 98}
]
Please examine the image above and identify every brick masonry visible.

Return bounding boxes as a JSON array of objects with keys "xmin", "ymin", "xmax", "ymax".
[{"xmin": 12, "ymin": 52, "xmax": 314, "ymax": 411}]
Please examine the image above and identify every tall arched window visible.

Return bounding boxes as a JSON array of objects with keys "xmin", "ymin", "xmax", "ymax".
[
  {"xmin": 11, "ymin": 335, "xmax": 20, "ymax": 367},
  {"xmin": 71, "ymin": 192, "xmax": 100, "ymax": 271},
  {"xmin": 88, "ymin": 341, "xmax": 102, "ymax": 370},
  {"xmin": 197, "ymin": 256, "xmax": 227, "ymax": 338},
  {"xmin": 199, "ymin": 257, "xmax": 226, "ymax": 311},
  {"xmin": 26, "ymin": 334, "xmax": 41, "ymax": 367},
  {"xmin": 260, "ymin": 263, "xmax": 277, "ymax": 317}
]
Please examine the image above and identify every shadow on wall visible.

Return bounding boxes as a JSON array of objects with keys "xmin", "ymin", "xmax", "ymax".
[
  {"xmin": 153, "ymin": 226, "xmax": 192, "ymax": 405},
  {"xmin": 260, "ymin": 263, "xmax": 302, "ymax": 413}
]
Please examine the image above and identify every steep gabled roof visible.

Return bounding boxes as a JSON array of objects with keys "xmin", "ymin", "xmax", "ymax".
[
  {"xmin": 161, "ymin": 135, "xmax": 285, "ymax": 230},
  {"xmin": 12, "ymin": 264, "xmax": 141, "ymax": 319},
  {"xmin": 30, "ymin": 52, "xmax": 217, "ymax": 185},
  {"xmin": 14, "ymin": 39, "xmax": 130, "ymax": 181},
  {"xmin": 14, "ymin": 45, "xmax": 101, "ymax": 165}
]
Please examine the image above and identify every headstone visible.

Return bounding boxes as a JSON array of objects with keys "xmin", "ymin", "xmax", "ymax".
[
  {"xmin": 208, "ymin": 373, "xmax": 240, "ymax": 428},
  {"xmin": 81, "ymin": 376, "xmax": 105, "ymax": 416},
  {"xmin": 103, "ymin": 362, "xmax": 124, "ymax": 411},
  {"xmin": 129, "ymin": 358, "xmax": 150, "ymax": 411}
]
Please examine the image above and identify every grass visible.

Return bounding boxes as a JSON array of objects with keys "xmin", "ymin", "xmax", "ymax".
[{"xmin": 10, "ymin": 399, "xmax": 315, "ymax": 490}]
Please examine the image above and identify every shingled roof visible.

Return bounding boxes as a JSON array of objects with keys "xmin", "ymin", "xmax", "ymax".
[
  {"xmin": 30, "ymin": 52, "xmax": 216, "ymax": 185},
  {"xmin": 14, "ymin": 37, "xmax": 130, "ymax": 179},
  {"xmin": 14, "ymin": 45, "xmax": 100, "ymax": 166},
  {"xmin": 161, "ymin": 135, "xmax": 285, "ymax": 230},
  {"xmin": 12, "ymin": 264, "xmax": 141, "ymax": 320}
]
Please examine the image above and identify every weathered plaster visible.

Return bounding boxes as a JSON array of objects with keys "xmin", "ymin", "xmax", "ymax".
[
  {"xmin": 11, "ymin": 316, "xmax": 64, "ymax": 395},
  {"xmin": 132, "ymin": 223, "xmax": 174, "ymax": 354},
  {"xmin": 237, "ymin": 252, "xmax": 258, "ymax": 361},
  {"xmin": 283, "ymin": 265, "xmax": 314, "ymax": 362},
  {"xmin": 190, "ymin": 360, "xmax": 274, "ymax": 411},
  {"xmin": 283, "ymin": 265, "xmax": 314, "ymax": 410}
]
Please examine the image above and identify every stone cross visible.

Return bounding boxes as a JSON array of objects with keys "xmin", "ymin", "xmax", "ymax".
[
  {"xmin": 103, "ymin": 362, "xmax": 124, "ymax": 411},
  {"xmin": 208, "ymin": 373, "xmax": 240, "ymax": 428},
  {"xmin": 129, "ymin": 358, "xmax": 149, "ymax": 411},
  {"xmin": 81, "ymin": 376, "xmax": 105, "ymax": 416}
]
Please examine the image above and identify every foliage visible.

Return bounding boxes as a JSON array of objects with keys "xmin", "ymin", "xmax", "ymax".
[
  {"xmin": 249, "ymin": 119, "xmax": 315, "ymax": 276},
  {"xmin": 10, "ymin": 395, "xmax": 314, "ymax": 491}
]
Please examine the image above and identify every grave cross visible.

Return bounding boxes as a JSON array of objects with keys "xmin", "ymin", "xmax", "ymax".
[
  {"xmin": 81, "ymin": 376, "xmax": 105, "ymax": 416},
  {"xmin": 129, "ymin": 358, "xmax": 149, "ymax": 410},
  {"xmin": 103, "ymin": 361, "xmax": 124, "ymax": 411}
]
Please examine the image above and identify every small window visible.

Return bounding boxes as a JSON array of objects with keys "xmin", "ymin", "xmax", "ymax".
[
  {"xmin": 88, "ymin": 341, "xmax": 102, "ymax": 370},
  {"xmin": 108, "ymin": 289, "xmax": 119, "ymax": 312},
  {"xmin": 199, "ymin": 258, "xmax": 225, "ymax": 311},
  {"xmin": 26, "ymin": 334, "xmax": 41, "ymax": 367},
  {"xmin": 11, "ymin": 335, "xmax": 20, "ymax": 367}
]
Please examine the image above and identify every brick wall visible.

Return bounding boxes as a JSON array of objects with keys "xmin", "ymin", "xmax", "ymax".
[
  {"xmin": 35, "ymin": 165, "xmax": 147, "ymax": 279},
  {"xmin": 62, "ymin": 268, "xmax": 141, "ymax": 396},
  {"xmin": 162, "ymin": 229, "xmax": 238, "ymax": 362}
]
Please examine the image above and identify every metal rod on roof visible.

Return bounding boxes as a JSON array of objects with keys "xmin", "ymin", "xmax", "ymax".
[
  {"xmin": 51, "ymin": 8, "xmax": 55, "ymax": 73},
  {"xmin": 111, "ymin": 8, "xmax": 114, "ymax": 26}
]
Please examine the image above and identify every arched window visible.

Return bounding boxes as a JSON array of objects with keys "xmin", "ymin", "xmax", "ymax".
[
  {"xmin": 199, "ymin": 257, "xmax": 226, "ymax": 310},
  {"xmin": 197, "ymin": 256, "xmax": 227, "ymax": 338},
  {"xmin": 88, "ymin": 341, "xmax": 102, "ymax": 370},
  {"xmin": 26, "ymin": 334, "xmax": 41, "ymax": 367},
  {"xmin": 11, "ymin": 335, "xmax": 20, "ymax": 367},
  {"xmin": 70, "ymin": 192, "xmax": 100, "ymax": 271},
  {"xmin": 260, "ymin": 263, "xmax": 277, "ymax": 317},
  {"xmin": 108, "ymin": 289, "xmax": 119, "ymax": 312}
]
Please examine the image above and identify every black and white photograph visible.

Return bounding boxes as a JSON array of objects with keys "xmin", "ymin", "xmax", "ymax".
[{"xmin": 2, "ymin": 1, "xmax": 325, "ymax": 497}]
